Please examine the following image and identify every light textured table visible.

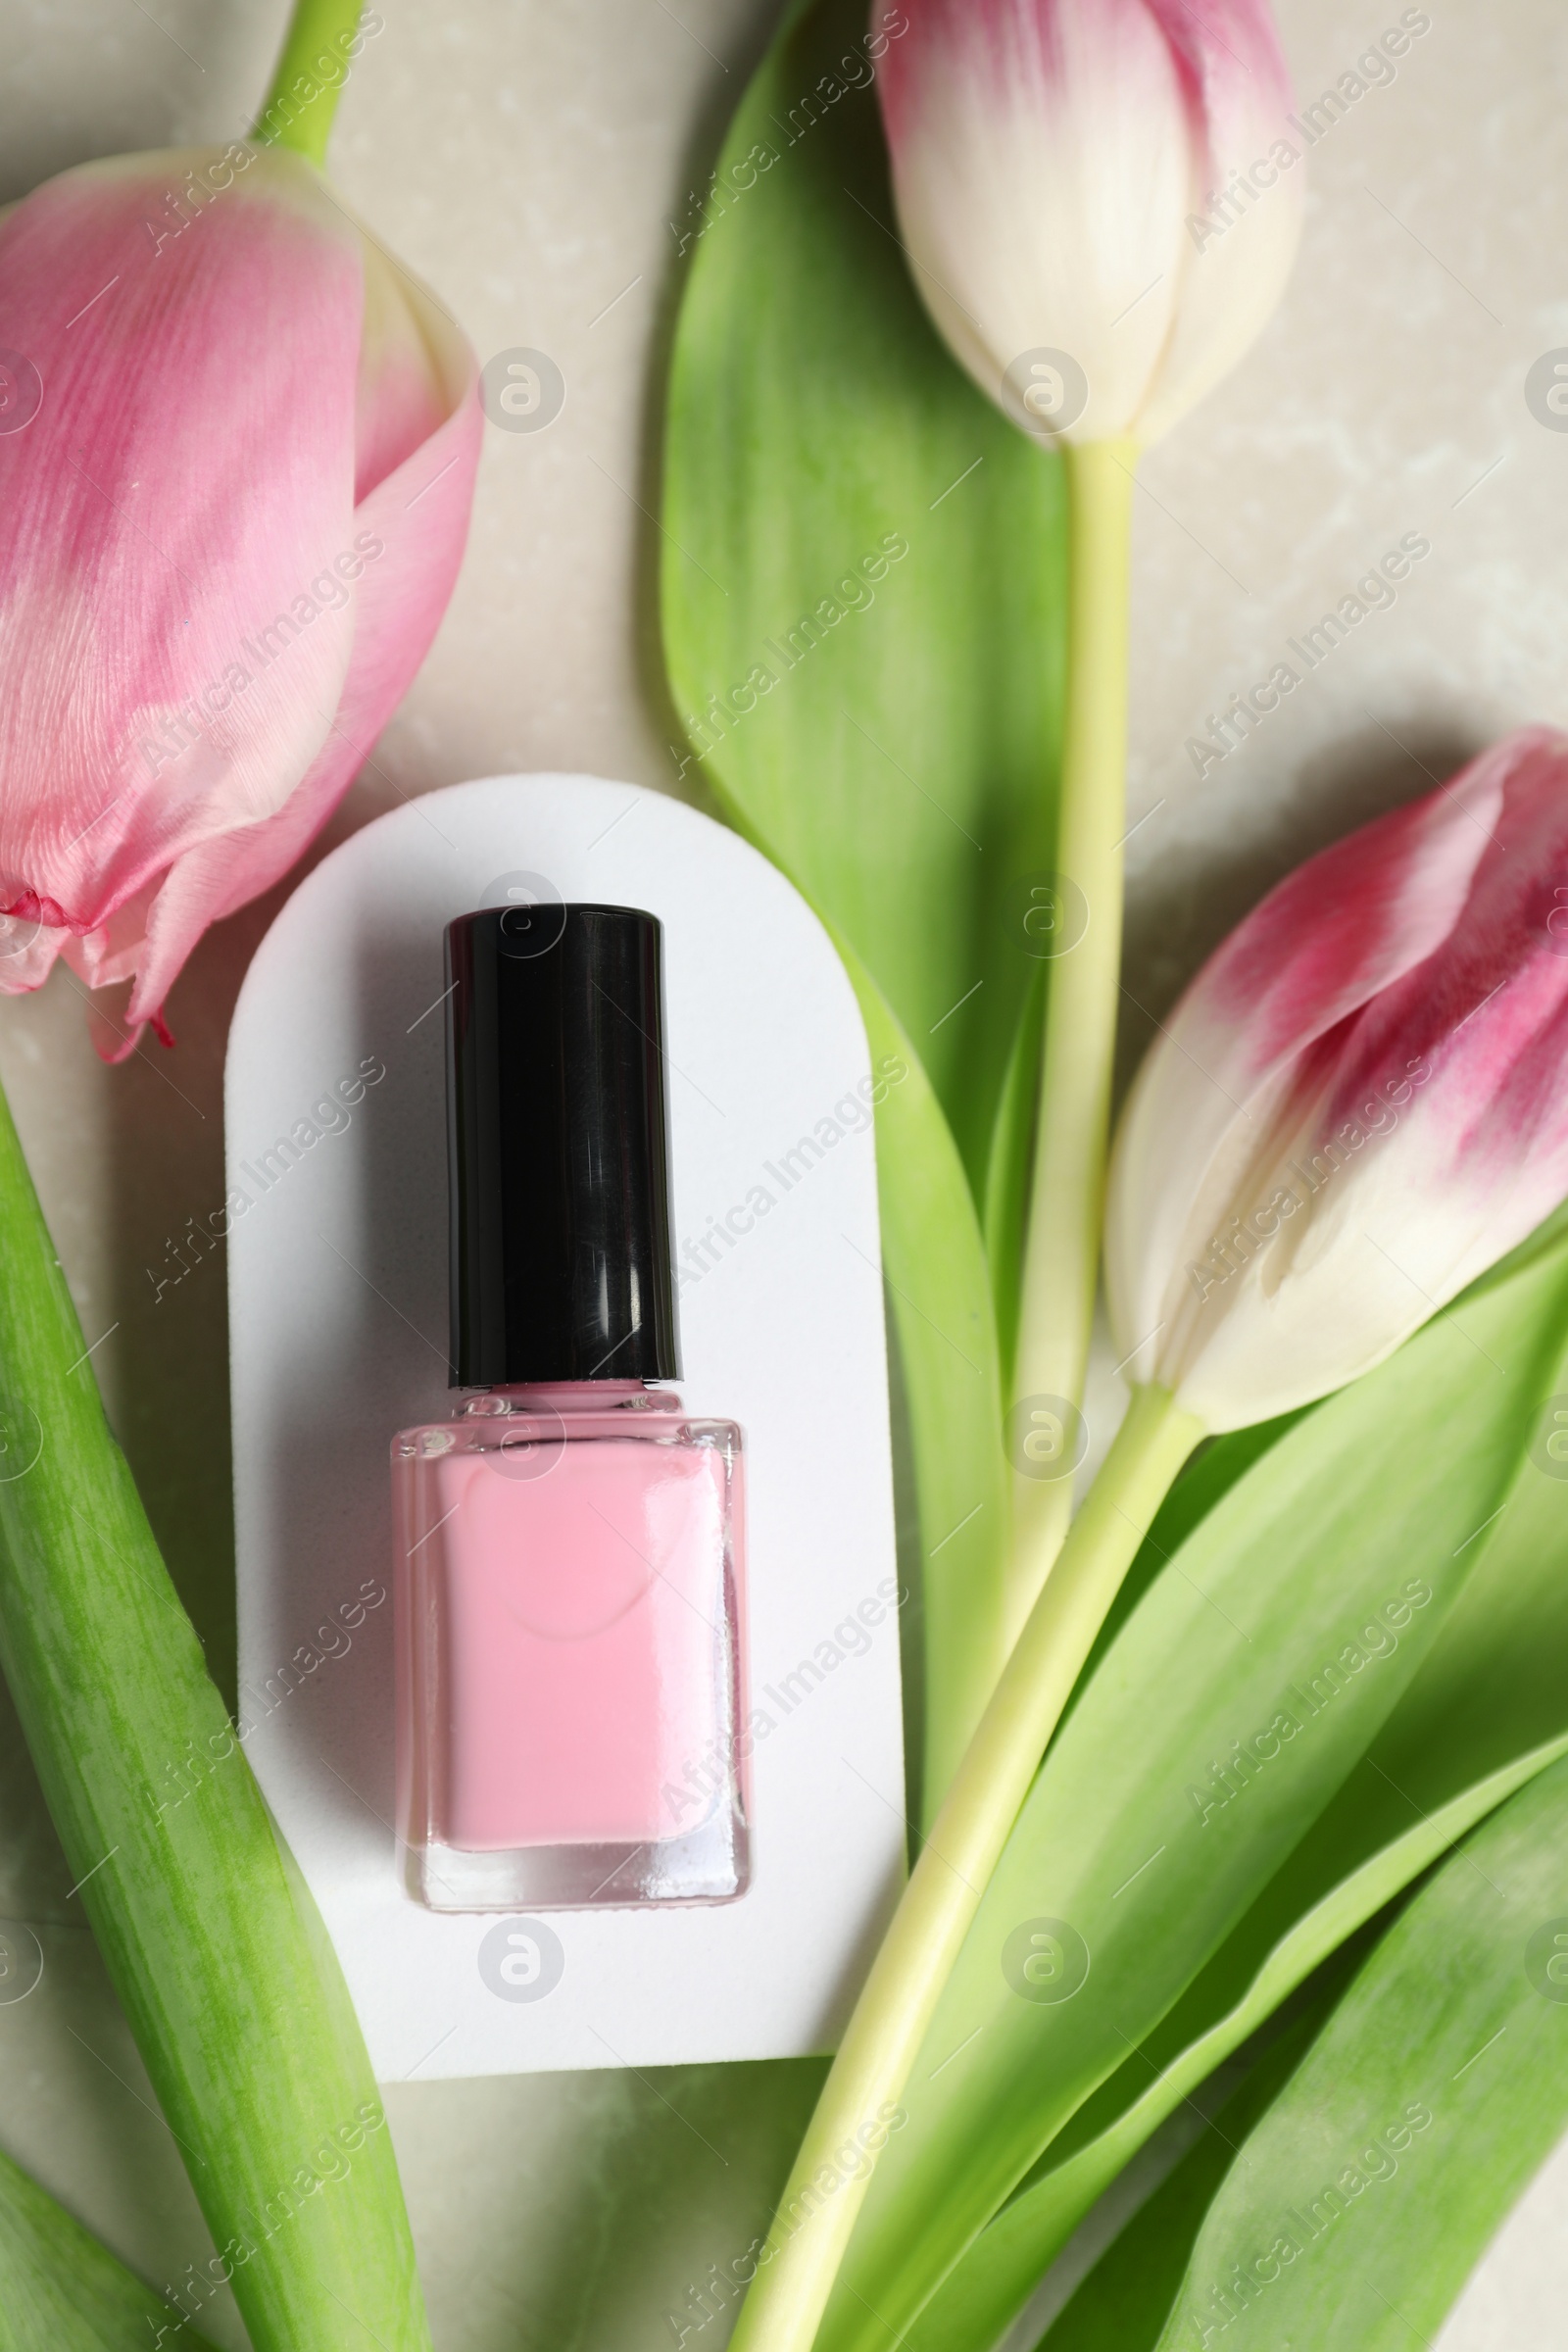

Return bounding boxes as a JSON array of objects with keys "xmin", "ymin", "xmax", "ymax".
[{"xmin": 0, "ymin": 3, "xmax": 1561, "ymax": 2346}]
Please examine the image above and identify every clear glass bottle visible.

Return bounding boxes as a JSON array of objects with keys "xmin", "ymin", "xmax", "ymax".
[
  {"xmin": 394, "ymin": 1381, "xmax": 747, "ymax": 1911},
  {"xmin": 393, "ymin": 900, "xmax": 750, "ymax": 1910}
]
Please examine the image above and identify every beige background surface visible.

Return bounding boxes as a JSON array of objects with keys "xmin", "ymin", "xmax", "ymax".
[{"xmin": 0, "ymin": 1, "xmax": 1563, "ymax": 2346}]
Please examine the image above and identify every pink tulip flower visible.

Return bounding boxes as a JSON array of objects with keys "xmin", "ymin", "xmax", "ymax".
[
  {"xmin": 1107, "ymin": 727, "xmax": 1568, "ymax": 1429},
  {"xmin": 876, "ymin": 0, "xmax": 1303, "ymax": 444},
  {"xmin": 0, "ymin": 140, "xmax": 481, "ymax": 1053}
]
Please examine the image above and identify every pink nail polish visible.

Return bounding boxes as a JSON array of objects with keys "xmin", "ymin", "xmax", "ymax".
[{"xmin": 393, "ymin": 904, "xmax": 748, "ymax": 1910}]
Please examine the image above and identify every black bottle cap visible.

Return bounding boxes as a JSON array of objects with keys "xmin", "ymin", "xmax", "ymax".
[{"xmin": 445, "ymin": 903, "xmax": 680, "ymax": 1386}]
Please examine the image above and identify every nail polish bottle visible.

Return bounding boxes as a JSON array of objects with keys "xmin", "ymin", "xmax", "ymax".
[{"xmin": 393, "ymin": 902, "xmax": 749, "ymax": 1911}]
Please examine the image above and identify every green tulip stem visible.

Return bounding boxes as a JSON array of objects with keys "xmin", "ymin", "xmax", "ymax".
[
  {"xmin": 725, "ymin": 1382, "xmax": 1204, "ymax": 2352},
  {"xmin": 1008, "ymin": 438, "xmax": 1139, "ymax": 1646},
  {"xmin": 254, "ymin": 0, "xmax": 367, "ymax": 166}
]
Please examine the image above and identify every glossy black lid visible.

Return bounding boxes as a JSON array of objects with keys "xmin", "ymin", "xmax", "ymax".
[{"xmin": 445, "ymin": 902, "xmax": 680, "ymax": 1385}]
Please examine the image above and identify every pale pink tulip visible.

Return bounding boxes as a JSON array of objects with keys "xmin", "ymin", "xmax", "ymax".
[
  {"xmin": 876, "ymin": 0, "xmax": 1303, "ymax": 443},
  {"xmin": 0, "ymin": 140, "xmax": 480, "ymax": 1052},
  {"xmin": 1107, "ymin": 727, "xmax": 1568, "ymax": 1428}
]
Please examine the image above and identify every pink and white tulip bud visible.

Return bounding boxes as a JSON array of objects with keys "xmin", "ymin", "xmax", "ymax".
[
  {"xmin": 876, "ymin": 0, "xmax": 1303, "ymax": 444},
  {"xmin": 0, "ymin": 140, "xmax": 481, "ymax": 1052},
  {"xmin": 1107, "ymin": 728, "xmax": 1568, "ymax": 1431}
]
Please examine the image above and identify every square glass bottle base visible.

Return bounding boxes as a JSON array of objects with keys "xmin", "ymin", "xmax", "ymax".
[
  {"xmin": 394, "ymin": 1384, "xmax": 750, "ymax": 1912},
  {"xmin": 406, "ymin": 1798, "xmax": 750, "ymax": 1911}
]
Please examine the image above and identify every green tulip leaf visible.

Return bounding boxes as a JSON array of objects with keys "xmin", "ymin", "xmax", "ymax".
[
  {"xmin": 0, "ymin": 2144, "xmax": 219, "ymax": 2351},
  {"xmin": 660, "ymin": 0, "xmax": 1068, "ymax": 1800},
  {"xmin": 1129, "ymin": 1749, "xmax": 1568, "ymax": 2352},
  {"xmin": 906, "ymin": 1348, "xmax": 1568, "ymax": 2352},
  {"xmin": 0, "ymin": 1080, "xmax": 429, "ymax": 2352},
  {"xmin": 1036, "ymin": 1985, "xmax": 1345, "ymax": 2352},
  {"xmin": 816, "ymin": 1223, "xmax": 1568, "ymax": 2352},
  {"xmin": 832, "ymin": 934, "xmax": 1008, "ymax": 1806}
]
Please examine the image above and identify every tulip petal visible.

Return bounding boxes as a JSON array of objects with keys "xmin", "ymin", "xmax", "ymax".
[
  {"xmin": 1109, "ymin": 728, "xmax": 1568, "ymax": 1428},
  {"xmin": 1135, "ymin": 0, "xmax": 1304, "ymax": 443},
  {"xmin": 1321, "ymin": 728, "xmax": 1568, "ymax": 1287},
  {"xmin": 0, "ymin": 146, "xmax": 366, "ymax": 956},
  {"xmin": 355, "ymin": 237, "xmax": 456, "ymax": 502},
  {"xmin": 0, "ymin": 143, "xmax": 479, "ymax": 1046},
  {"xmin": 1106, "ymin": 741, "xmax": 1509, "ymax": 1408},
  {"xmin": 882, "ymin": 0, "xmax": 1196, "ymax": 439},
  {"xmin": 112, "ymin": 248, "xmax": 482, "ymax": 1046},
  {"xmin": 879, "ymin": 0, "xmax": 1301, "ymax": 443}
]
